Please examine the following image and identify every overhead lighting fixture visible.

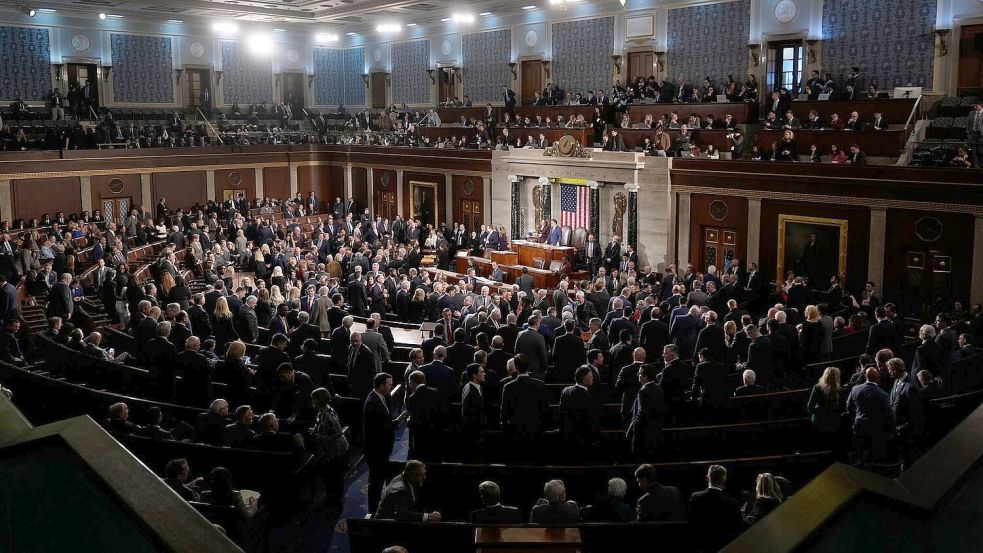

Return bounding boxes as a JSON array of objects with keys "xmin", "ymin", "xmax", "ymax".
[
  {"xmin": 212, "ymin": 22, "xmax": 239, "ymax": 34},
  {"xmin": 620, "ymin": 0, "xmax": 626, "ymax": 5},
  {"xmin": 166, "ymin": 19, "xmax": 184, "ymax": 23},
  {"xmin": 105, "ymin": 14, "xmax": 123, "ymax": 18},
  {"xmin": 522, "ymin": 5, "xmax": 537, "ymax": 10},
  {"xmin": 246, "ymin": 32, "xmax": 274, "ymax": 56},
  {"xmin": 479, "ymin": 12, "xmax": 493, "ymax": 16},
  {"xmin": 18, "ymin": 6, "xmax": 37, "ymax": 17},
  {"xmin": 272, "ymin": 28, "xmax": 286, "ymax": 32},
  {"xmin": 98, "ymin": 12, "xmax": 106, "ymax": 19},
  {"xmin": 405, "ymin": 23, "xmax": 417, "ymax": 27},
  {"xmin": 316, "ymin": 32, "xmax": 339, "ymax": 43},
  {"xmin": 346, "ymin": 32, "xmax": 357, "ymax": 36},
  {"xmin": 440, "ymin": 17, "xmax": 451, "ymax": 22},
  {"xmin": 375, "ymin": 23, "xmax": 401, "ymax": 33},
  {"xmin": 452, "ymin": 13, "xmax": 475, "ymax": 23},
  {"xmin": 37, "ymin": 8, "xmax": 56, "ymax": 13}
]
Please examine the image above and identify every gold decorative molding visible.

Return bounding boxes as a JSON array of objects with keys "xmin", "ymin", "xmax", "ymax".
[{"xmin": 0, "ymin": 162, "xmax": 290, "ymax": 181}]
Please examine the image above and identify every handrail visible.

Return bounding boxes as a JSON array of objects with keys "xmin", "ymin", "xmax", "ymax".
[
  {"xmin": 196, "ymin": 106, "xmax": 224, "ymax": 145},
  {"xmin": 903, "ymin": 94, "xmax": 922, "ymax": 132},
  {"xmin": 88, "ymin": 105, "xmax": 99, "ymax": 122}
]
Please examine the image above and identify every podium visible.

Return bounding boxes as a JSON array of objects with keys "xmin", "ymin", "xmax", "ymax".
[
  {"xmin": 510, "ymin": 240, "xmax": 576, "ymax": 268},
  {"xmin": 475, "ymin": 527, "xmax": 582, "ymax": 553}
]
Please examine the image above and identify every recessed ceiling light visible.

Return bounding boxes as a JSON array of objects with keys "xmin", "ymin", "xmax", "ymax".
[
  {"xmin": 37, "ymin": 8, "xmax": 56, "ymax": 13},
  {"xmin": 272, "ymin": 28, "xmax": 286, "ymax": 32},
  {"xmin": 346, "ymin": 31, "xmax": 357, "ymax": 36},
  {"xmin": 452, "ymin": 13, "xmax": 475, "ymax": 23},
  {"xmin": 316, "ymin": 32, "xmax": 339, "ymax": 42},
  {"xmin": 522, "ymin": 5, "xmax": 537, "ymax": 10},
  {"xmin": 479, "ymin": 12, "xmax": 493, "ymax": 16},
  {"xmin": 105, "ymin": 14, "xmax": 123, "ymax": 18},
  {"xmin": 405, "ymin": 22, "xmax": 417, "ymax": 27},
  {"xmin": 98, "ymin": 12, "xmax": 106, "ymax": 19},
  {"xmin": 166, "ymin": 19, "xmax": 184, "ymax": 23},
  {"xmin": 375, "ymin": 23, "xmax": 401, "ymax": 33},
  {"xmin": 440, "ymin": 17, "xmax": 450, "ymax": 21},
  {"xmin": 212, "ymin": 22, "xmax": 239, "ymax": 33}
]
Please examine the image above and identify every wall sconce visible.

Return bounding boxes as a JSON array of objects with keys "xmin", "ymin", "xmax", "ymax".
[
  {"xmin": 274, "ymin": 72, "xmax": 282, "ymax": 86},
  {"xmin": 103, "ymin": 65, "xmax": 112, "ymax": 82},
  {"xmin": 307, "ymin": 73, "xmax": 315, "ymax": 88},
  {"xmin": 215, "ymin": 70, "xmax": 223, "ymax": 85},
  {"xmin": 508, "ymin": 62, "xmax": 517, "ymax": 79},
  {"xmin": 53, "ymin": 63, "xmax": 63, "ymax": 81},
  {"xmin": 936, "ymin": 29, "xmax": 951, "ymax": 56},
  {"xmin": 805, "ymin": 39, "xmax": 818, "ymax": 64},
  {"xmin": 174, "ymin": 68, "xmax": 184, "ymax": 84},
  {"xmin": 611, "ymin": 55, "xmax": 623, "ymax": 75},
  {"xmin": 361, "ymin": 73, "xmax": 369, "ymax": 88},
  {"xmin": 426, "ymin": 69, "xmax": 436, "ymax": 84},
  {"xmin": 747, "ymin": 44, "xmax": 760, "ymax": 67},
  {"xmin": 451, "ymin": 67, "xmax": 462, "ymax": 83},
  {"xmin": 541, "ymin": 60, "xmax": 551, "ymax": 79},
  {"xmin": 385, "ymin": 73, "xmax": 391, "ymax": 87},
  {"xmin": 654, "ymin": 51, "xmax": 665, "ymax": 73}
]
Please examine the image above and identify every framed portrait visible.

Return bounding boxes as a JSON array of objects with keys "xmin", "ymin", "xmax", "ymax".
[
  {"xmin": 777, "ymin": 214, "xmax": 849, "ymax": 287},
  {"xmin": 409, "ymin": 181, "xmax": 439, "ymax": 228}
]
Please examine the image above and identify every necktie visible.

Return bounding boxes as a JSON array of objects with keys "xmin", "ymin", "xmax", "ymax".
[{"xmin": 348, "ymin": 346, "xmax": 358, "ymax": 371}]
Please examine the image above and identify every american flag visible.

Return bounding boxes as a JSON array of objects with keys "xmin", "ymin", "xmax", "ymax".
[{"xmin": 559, "ymin": 183, "xmax": 590, "ymax": 229}]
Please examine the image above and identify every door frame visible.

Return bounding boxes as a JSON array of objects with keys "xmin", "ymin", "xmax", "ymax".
[
  {"xmin": 516, "ymin": 55, "xmax": 543, "ymax": 107},
  {"xmin": 949, "ymin": 17, "xmax": 983, "ymax": 95}
]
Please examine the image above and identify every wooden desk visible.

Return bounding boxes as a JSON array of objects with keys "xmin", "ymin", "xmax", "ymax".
[
  {"xmin": 436, "ymin": 107, "xmax": 487, "ymax": 122},
  {"xmin": 784, "ymin": 98, "xmax": 917, "ymax": 124},
  {"xmin": 755, "ymin": 129, "xmax": 906, "ymax": 157},
  {"xmin": 617, "ymin": 128, "xmax": 733, "ymax": 151},
  {"xmin": 511, "ymin": 105, "xmax": 610, "ymax": 123},
  {"xmin": 475, "ymin": 527, "xmax": 582, "ymax": 553},
  {"xmin": 488, "ymin": 250, "xmax": 518, "ymax": 265},
  {"xmin": 420, "ymin": 127, "xmax": 591, "ymax": 148},
  {"xmin": 628, "ymin": 101, "xmax": 758, "ymax": 124},
  {"xmin": 511, "ymin": 240, "xmax": 576, "ymax": 267},
  {"xmin": 451, "ymin": 252, "xmax": 585, "ymax": 289}
]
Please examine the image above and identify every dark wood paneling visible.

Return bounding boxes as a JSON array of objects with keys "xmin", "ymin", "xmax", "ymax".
[
  {"xmin": 629, "ymin": 102, "xmax": 757, "ymax": 124},
  {"xmin": 351, "ymin": 167, "xmax": 368, "ymax": 217},
  {"xmin": 152, "ymin": 171, "xmax": 206, "ymax": 212},
  {"xmin": 783, "ymin": 98, "xmax": 917, "ymax": 124},
  {"xmin": 883, "ymin": 209, "xmax": 974, "ymax": 314},
  {"xmin": 262, "ymin": 166, "xmax": 289, "ymax": 202},
  {"xmin": 297, "ymin": 165, "xmax": 330, "ymax": 211},
  {"xmin": 759, "ymin": 200, "xmax": 870, "ymax": 294},
  {"xmin": 326, "ymin": 165, "xmax": 344, "ymax": 206},
  {"xmin": 90, "ymin": 174, "xmax": 143, "ymax": 214},
  {"xmin": 688, "ymin": 194, "xmax": 748, "ymax": 271},
  {"xmin": 12, "ymin": 177, "xmax": 81, "ymax": 221},
  {"xmin": 214, "ymin": 168, "xmax": 256, "ymax": 202},
  {"xmin": 957, "ymin": 24, "xmax": 983, "ymax": 94},
  {"xmin": 520, "ymin": 60, "xmax": 542, "ymax": 106},
  {"xmin": 755, "ymin": 129, "xmax": 905, "ymax": 158},
  {"xmin": 451, "ymin": 174, "xmax": 484, "ymax": 228},
  {"xmin": 373, "ymin": 169, "xmax": 398, "ymax": 218}
]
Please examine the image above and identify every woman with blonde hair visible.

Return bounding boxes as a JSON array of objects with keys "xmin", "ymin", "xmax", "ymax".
[
  {"xmin": 270, "ymin": 284, "xmax": 285, "ymax": 307},
  {"xmin": 807, "ymin": 366, "xmax": 845, "ymax": 451},
  {"xmin": 742, "ymin": 473, "xmax": 784, "ymax": 524},
  {"xmin": 217, "ymin": 340, "xmax": 251, "ymax": 405},
  {"xmin": 798, "ymin": 304, "xmax": 824, "ymax": 366},
  {"xmin": 212, "ymin": 296, "xmax": 239, "ymax": 350},
  {"xmin": 159, "ymin": 272, "xmax": 176, "ymax": 302}
]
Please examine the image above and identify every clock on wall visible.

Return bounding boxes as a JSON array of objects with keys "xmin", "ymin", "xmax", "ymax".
[
  {"xmin": 286, "ymin": 49, "xmax": 300, "ymax": 62},
  {"xmin": 373, "ymin": 48, "xmax": 383, "ymax": 62},
  {"xmin": 774, "ymin": 0, "xmax": 797, "ymax": 23},
  {"xmin": 189, "ymin": 42, "xmax": 205, "ymax": 58},
  {"xmin": 441, "ymin": 40, "xmax": 451, "ymax": 56},
  {"xmin": 71, "ymin": 33, "xmax": 90, "ymax": 52},
  {"xmin": 525, "ymin": 29, "xmax": 539, "ymax": 48}
]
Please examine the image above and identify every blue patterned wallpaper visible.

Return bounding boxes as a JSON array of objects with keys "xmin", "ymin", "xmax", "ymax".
[
  {"xmin": 667, "ymin": 0, "xmax": 749, "ymax": 88},
  {"xmin": 221, "ymin": 40, "xmax": 273, "ymax": 104},
  {"xmin": 110, "ymin": 33, "xmax": 174, "ymax": 104},
  {"xmin": 551, "ymin": 17, "xmax": 614, "ymax": 96},
  {"xmin": 462, "ymin": 29, "xmax": 511, "ymax": 103},
  {"xmin": 313, "ymin": 47, "xmax": 366, "ymax": 107},
  {"xmin": 343, "ymin": 47, "xmax": 366, "ymax": 106},
  {"xmin": 391, "ymin": 39, "xmax": 430, "ymax": 105},
  {"xmin": 0, "ymin": 26, "xmax": 50, "ymax": 101},
  {"xmin": 822, "ymin": 0, "xmax": 935, "ymax": 90}
]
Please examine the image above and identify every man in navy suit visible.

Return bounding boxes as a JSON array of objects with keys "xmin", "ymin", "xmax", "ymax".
[
  {"xmin": 363, "ymin": 372, "xmax": 395, "ymax": 514},
  {"xmin": 866, "ymin": 306, "xmax": 900, "ymax": 356},
  {"xmin": 499, "ymin": 353, "xmax": 548, "ymax": 457},
  {"xmin": 558, "ymin": 366, "xmax": 601, "ymax": 451},
  {"xmin": 419, "ymin": 345, "xmax": 456, "ymax": 403},
  {"xmin": 546, "ymin": 219, "xmax": 562, "ymax": 246},
  {"xmin": 887, "ymin": 358, "xmax": 922, "ymax": 467},
  {"xmin": 470, "ymin": 481, "xmax": 523, "ymax": 524},
  {"xmin": 688, "ymin": 465, "xmax": 742, "ymax": 552},
  {"xmin": 847, "ymin": 367, "xmax": 895, "ymax": 465},
  {"xmin": 628, "ymin": 363, "xmax": 667, "ymax": 458}
]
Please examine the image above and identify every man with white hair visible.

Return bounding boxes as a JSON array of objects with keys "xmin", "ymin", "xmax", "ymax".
[
  {"xmin": 911, "ymin": 324, "xmax": 941, "ymax": 384},
  {"xmin": 530, "ymin": 479, "xmax": 579, "ymax": 523},
  {"xmin": 194, "ymin": 398, "xmax": 229, "ymax": 445},
  {"xmin": 236, "ymin": 295, "xmax": 259, "ymax": 344},
  {"xmin": 47, "ymin": 272, "xmax": 74, "ymax": 320},
  {"xmin": 734, "ymin": 369, "xmax": 765, "ymax": 396}
]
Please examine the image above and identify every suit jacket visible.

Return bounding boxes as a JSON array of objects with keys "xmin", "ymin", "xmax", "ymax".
[
  {"xmin": 615, "ymin": 362, "xmax": 643, "ymax": 426},
  {"xmin": 47, "ymin": 282, "xmax": 73, "ymax": 318},
  {"xmin": 500, "ymin": 374, "xmax": 548, "ymax": 437},
  {"xmin": 529, "ymin": 501, "xmax": 580, "ymax": 524},
  {"xmin": 419, "ymin": 360, "xmax": 456, "ymax": 402},
  {"xmin": 692, "ymin": 361, "xmax": 729, "ymax": 406},
  {"xmin": 559, "ymin": 384, "xmax": 600, "ymax": 445},
  {"xmin": 362, "ymin": 390, "xmax": 394, "ymax": 461},
  {"xmin": 375, "ymin": 474, "xmax": 424, "ymax": 521},
  {"xmin": 638, "ymin": 318, "xmax": 669, "ymax": 361},
  {"xmin": 658, "ymin": 359, "xmax": 693, "ymax": 406},
  {"xmin": 551, "ymin": 333, "xmax": 586, "ymax": 382},
  {"xmin": 406, "ymin": 385, "xmax": 445, "ymax": 434},
  {"xmin": 689, "ymin": 488, "xmax": 742, "ymax": 552},
  {"xmin": 515, "ymin": 328, "xmax": 549, "ymax": 378},
  {"xmin": 470, "ymin": 504, "xmax": 523, "ymax": 524},
  {"xmin": 461, "ymin": 381, "xmax": 486, "ymax": 430},
  {"xmin": 746, "ymin": 336, "xmax": 775, "ymax": 387},
  {"xmin": 176, "ymin": 349, "xmax": 213, "ymax": 407},
  {"xmin": 866, "ymin": 319, "xmax": 900, "ymax": 356},
  {"xmin": 361, "ymin": 330, "xmax": 390, "ymax": 373},
  {"xmin": 347, "ymin": 344, "xmax": 377, "ymax": 399},
  {"xmin": 694, "ymin": 324, "xmax": 727, "ymax": 365},
  {"xmin": 890, "ymin": 377, "xmax": 923, "ymax": 437},
  {"xmin": 847, "ymin": 381, "xmax": 895, "ymax": 435},
  {"xmin": 237, "ymin": 306, "xmax": 259, "ymax": 344},
  {"xmin": 629, "ymin": 382, "xmax": 667, "ymax": 452},
  {"xmin": 637, "ymin": 484, "xmax": 686, "ymax": 522}
]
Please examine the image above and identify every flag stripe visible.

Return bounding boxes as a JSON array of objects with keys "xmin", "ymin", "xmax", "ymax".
[{"xmin": 559, "ymin": 183, "xmax": 590, "ymax": 229}]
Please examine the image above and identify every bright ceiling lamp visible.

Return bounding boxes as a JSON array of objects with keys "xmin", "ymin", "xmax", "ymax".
[
  {"xmin": 452, "ymin": 13, "xmax": 475, "ymax": 23},
  {"xmin": 375, "ymin": 23, "xmax": 401, "ymax": 33},
  {"xmin": 212, "ymin": 22, "xmax": 239, "ymax": 34},
  {"xmin": 246, "ymin": 32, "xmax": 274, "ymax": 56},
  {"xmin": 316, "ymin": 32, "xmax": 339, "ymax": 43}
]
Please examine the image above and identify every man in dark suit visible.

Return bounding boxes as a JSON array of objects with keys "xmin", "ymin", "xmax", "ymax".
[
  {"xmin": 187, "ymin": 294, "xmax": 212, "ymax": 340},
  {"xmin": 363, "ymin": 372, "xmax": 396, "ymax": 515},
  {"xmin": 330, "ymin": 317, "xmax": 352, "ymax": 373},
  {"xmin": 615, "ymin": 348, "xmax": 645, "ymax": 427},
  {"xmin": 634, "ymin": 464, "xmax": 686, "ymax": 521},
  {"xmin": 743, "ymin": 325, "xmax": 774, "ymax": 389},
  {"xmin": 499, "ymin": 353, "xmax": 548, "ymax": 455},
  {"xmin": 289, "ymin": 311, "xmax": 322, "ymax": 357},
  {"xmin": 516, "ymin": 267, "xmax": 534, "ymax": 298},
  {"xmin": 887, "ymin": 358, "xmax": 922, "ymax": 467},
  {"xmin": 445, "ymin": 327, "xmax": 476, "ymax": 374},
  {"xmin": 375, "ymin": 460, "xmax": 441, "ymax": 522},
  {"xmin": 608, "ymin": 328, "xmax": 635, "ymax": 386},
  {"xmin": 145, "ymin": 323, "xmax": 178, "ymax": 401},
  {"xmin": 470, "ymin": 481, "xmax": 523, "ymax": 524},
  {"xmin": 911, "ymin": 324, "xmax": 943, "ymax": 385},
  {"xmin": 694, "ymin": 311, "xmax": 727, "ymax": 365},
  {"xmin": 175, "ymin": 337, "xmax": 213, "ymax": 408},
  {"xmin": 658, "ymin": 344, "xmax": 693, "ymax": 409},
  {"xmin": 515, "ymin": 315, "xmax": 549, "ymax": 379},
  {"xmin": 968, "ymin": 101, "xmax": 983, "ymax": 168},
  {"xmin": 237, "ymin": 296, "xmax": 259, "ymax": 344},
  {"xmin": 405, "ymin": 371, "xmax": 445, "ymax": 460},
  {"xmin": 347, "ymin": 332, "xmax": 377, "ymax": 400},
  {"xmin": 461, "ymin": 363, "xmax": 487, "ymax": 436},
  {"xmin": 689, "ymin": 465, "xmax": 742, "ymax": 552},
  {"xmin": 692, "ymin": 348, "xmax": 730, "ymax": 407},
  {"xmin": 551, "ymin": 320, "xmax": 586, "ymax": 383},
  {"xmin": 419, "ymin": 345, "xmax": 456, "ymax": 403},
  {"xmin": 559, "ymin": 366, "xmax": 601, "ymax": 451},
  {"xmin": 47, "ymin": 273, "xmax": 73, "ymax": 320},
  {"xmin": 603, "ymin": 236, "xmax": 622, "ymax": 272},
  {"xmin": 847, "ymin": 367, "xmax": 895, "ymax": 465},
  {"xmin": 629, "ymin": 364, "xmax": 667, "ymax": 458},
  {"xmin": 502, "ymin": 85, "xmax": 517, "ymax": 107},
  {"xmin": 866, "ymin": 307, "xmax": 900, "ymax": 356},
  {"xmin": 584, "ymin": 234, "xmax": 601, "ymax": 277},
  {"xmin": 638, "ymin": 308, "xmax": 669, "ymax": 362},
  {"xmin": 846, "ymin": 144, "xmax": 867, "ymax": 165}
]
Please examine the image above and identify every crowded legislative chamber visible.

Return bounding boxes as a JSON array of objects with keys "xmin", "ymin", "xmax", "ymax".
[{"xmin": 1, "ymin": 0, "xmax": 983, "ymax": 552}]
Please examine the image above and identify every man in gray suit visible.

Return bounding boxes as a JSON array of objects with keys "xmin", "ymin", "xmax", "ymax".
[
  {"xmin": 516, "ymin": 267, "xmax": 534, "ymax": 297},
  {"xmin": 530, "ymin": 479, "xmax": 579, "ymax": 523},
  {"xmin": 361, "ymin": 317, "xmax": 391, "ymax": 374},
  {"xmin": 47, "ymin": 273, "xmax": 74, "ymax": 320},
  {"xmin": 968, "ymin": 101, "xmax": 983, "ymax": 168},
  {"xmin": 515, "ymin": 314, "xmax": 549, "ymax": 379}
]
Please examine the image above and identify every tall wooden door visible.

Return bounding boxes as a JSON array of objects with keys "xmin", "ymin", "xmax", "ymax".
[
  {"xmin": 283, "ymin": 72, "xmax": 305, "ymax": 112},
  {"xmin": 371, "ymin": 73, "xmax": 388, "ymax": 108},
  {"xmin": 460, "ymin": 199, "xmax": 481, "ymax": 232},
  {"xmin": 68, "ymin": 63, "xmax": 98, "ymax": 113},
  {"xmin": 185, "ymin": 69, "xmax": 211, "ymax": 110},
  {"xmin": 520, "ymin": 61, "xmax": 542, "ymax": 106},
  {"xmin": 957, "ymin": 25, "xmax": 983, "ymax": 94},
  {"xmin": 627, "ymin": 51, "xmax": 654, "ymax": 83},
  {"xmin": 376, "ymin": 191, "xmax": 397, "ymax": 221},
  {"xmin": 101, "ymin": 197, "xmax": 132, "ymax": 226},
  {"xmin": 438, "ymin": 70, "xmax": 454, "ymax": 105},
  {"xmin": 699, "ymin": 226, "xmax": 740, "ymax": 274}
]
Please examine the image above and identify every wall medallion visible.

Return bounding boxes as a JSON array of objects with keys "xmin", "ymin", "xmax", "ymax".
[
  {"xmin": 71, "ymin": 34, "xmax": 91, "ymax": 52},
  {"xmin": 915, "ymin": 217, "xmax": 943, "ymax": 242},
  {"xmin": 189, "ymin": 42, "xmax": 205, "ymax": 58},
  {"xmin": 286, "ymin": 49, "xmax": 300, "ymax": 63},
  {"xmin": 441, "ymin": 40, "xmax": 452, "ymax": 56},
  {"xmin": 462, "ymin": 178, "xmax": 475, "ymax": 196},
  {"xmin": 525, "ymin": 29, "xmax": 539, "ymax": 48},
  {"xmin": 373, "ymin": 48, "xmax": 383, "ymax": 62},
  {"xmin": 107, "ymin": 178, "xmax": 125, "ymax": 194},
  {"xmin": 774, "ymin": 0, "xmax": 797, "ymax": 23},
  {"xmin": 227, "ymin": 172, "xmax": 242, "ymax": 186},
  {"xmin": 709, "ymin": 200, "xmax": 729, "ymax": 221}
]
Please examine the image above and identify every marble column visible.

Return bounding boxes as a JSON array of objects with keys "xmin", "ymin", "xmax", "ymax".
[
  {"xmin": 0, "ymin": 180, "xmax": 11, "ymax": 222},
  {"xmin": 395, "ymin": 170, "xmax": 404, "ymax": 217},
  {"xmin": 746, "ymin": 198, "xmax": 761, "ymax": 267},
  {"xmin": 540, "ymin": 180, "xmax": 552, "ymax": 221},
  {"xmin": 676, "ymin": 192, "xmax": 692, "ymax": 266},
  {"xmin": 205, "ymin": 170, "xmax": 216, "ymax": 202},
  {"xmin": 343, "ymin": 165, "xmax": 353, "ymax": 202},
  {"xmin": 510, "ymin": 178, "xmax": 521, "ymax": 239},
  {"xmin": 589, "ymin": 185, "xmax": 600, "ymax": 239},
  {"xmin": 254, "ymin": 167, "xmax": 264, "ymax": 199},
  {"xmin": 481, "ymin": 177, "xmax": 491, "ymax": 227},
  {"xmin": 971, "ymin": 216, "xmax": 983, "ymax": 304},
  {"xmin": 626, "ymin": 185, "xmax": 638, "ymax": 247},
  {"xmin": 444, "ymin": 173, "xmax": 453, "ymax": 227},
  {"xmin": 80, "ymin": 176, "xmax": 93, "ymax": 213},
  {"xmin": 867, "ymin": 208, "xmax": 887, "ymax": 292},
  {"xmin": 140, "ymin": 173, "xmax": 152, "ymax": 212},
  {"xmin": 289, "ymin": 164, "xmax": 300, "ymax": 198},
  {"xmin": 366, "ymin": 167, "xmax": 375, "ymax": 218}
]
